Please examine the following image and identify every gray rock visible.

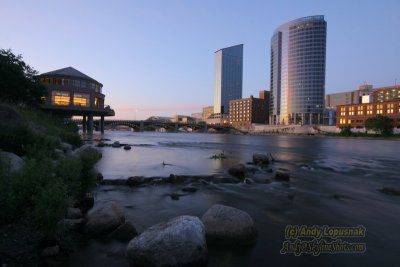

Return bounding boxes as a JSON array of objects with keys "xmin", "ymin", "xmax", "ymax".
[
  {"xmin": 228, "ymin": 164, "xmax": 248, "ymax": 179},
  {"xmin": 275, "ymin": 168, "xmax": 290, "ymax": 181},
  {"xmin": 0, "ymin": 151, "xmax": 25, "ymax": 172},
  {"xmin": 127, "ymin": 176, "xmax": 143, "ymax": 186},
  {"xmin": 379, "ymin": 187, "xmax": 400, "ymax": 196},
  {"xmin": 107, "ymin": 221, "xmax": 138, "ymax": 242},
  {"xmin": 252, "ymin": 153, "xmax": 270, "ymax": 165},
  {"xmin": 112, "ymin": 141, "xmax": 121, "ymax": 148},
  {"xmin": 84, "ymin": 201, "xmax": 125, "ymax": 236},
  {"xmin": 244, "ymin": 178, "xmax": 254, "ymax": 184},
  {"xmin": 73, "ymin": 144, "xmax": 102, "ymax": 161},
  {"xmin": 201, "ymin": 204, "xmax": 257, "ymax": 246},
  {"xmin": 60, "ymin": 142, "xmax": 73, "ymax": 153},
  {"xmin": 93, "ymin": 168, "xmax": 103, "ymax": 182},
  {"xmin": 97, "ymin": 141, "xmax": 106, "ymax": 147},
  {"xmin": 66, "ymin": 208, "xmax": 82, "ymax": 219},
  {"xmin": 126, "ymin": 215, "xmax": 207, "ymax": 267}
]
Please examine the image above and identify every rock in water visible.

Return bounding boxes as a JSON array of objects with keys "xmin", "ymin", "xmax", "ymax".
[
  {"xmin": 112, "ymin": 141, "xmax": 121, "ymax": 148},
  {"xmin": 126, "ymin": 215, "xmax": 207, "ymax": 267},
  {"xmin": 275, "ymin": 168, "xmax": 290, "ymax": 181},
  {"xmin": 84, "ymin": 201, "xmax": 125, "ymax": 236},
  {"xmin": 252, "ymin": 153, "xmax": 270, "ymax": 165},
  {"xmin": 228, "ymin": 164, "xmax": 248, "ymax": 179},
  {"xmin": 201, "ymin": 204, "xmax": 257, "ymax": 246}
]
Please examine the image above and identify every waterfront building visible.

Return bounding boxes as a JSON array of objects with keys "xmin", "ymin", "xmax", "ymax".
[
  {"xmin": 191, "ymin": 112, "xmax": 203, "ymax": 123},
  {"xmin": 336, "ymin": 85, "xmax": 400, "ymax": 129},
  {"xmin": 214, "ymin": 44, "xmax": 243, "ymax": 115},
  {"xmin": 202, "ymin": 106, "xmax": 214, "ymax": 122},
  {"xmin": 336, "ymin": 101, "xmax": 400, "ymax": 128},
  {"xmin": 37, "ymin": 67, "xmax": 114, "ymax": 134},
  {"xmin": 229, "ymin": 90, "xmax": 270, "ymax": 129},
  {"xmin": 270, "ymin": 15, "xmax": 327, "ymax": 125}
]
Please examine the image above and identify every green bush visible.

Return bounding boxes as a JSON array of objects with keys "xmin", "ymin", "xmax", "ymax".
[{"xmin": 340, "ymin": 125, "xmax": 352, "ymax": 136}]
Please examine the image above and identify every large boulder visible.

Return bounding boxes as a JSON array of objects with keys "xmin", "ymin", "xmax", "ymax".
[
  {"xmin": 275, "ymin": 168, "xmax": 290, "ymax": 181},
  {"xmin": 126, "ymin": 215, "xmax": 207, "ymax": 267},
  {"xmin": 228, "ymin": 164, "xmax": 248, "ymax": 179},
  {"xmin": 201, "ymin": 204, "xmax": 257, "ymax": 246},
  {"xmin": 84, "ymin": 201, "xmax": 125, "ymax": 236},
  {"xmin": 0, "ymin": 151, "xmax": 25, "ymax": 172}
]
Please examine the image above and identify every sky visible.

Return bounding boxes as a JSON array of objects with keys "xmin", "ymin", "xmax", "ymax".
[{"xmin": 1, "ymin": 0, "xmax": 399, "ymax": 120}]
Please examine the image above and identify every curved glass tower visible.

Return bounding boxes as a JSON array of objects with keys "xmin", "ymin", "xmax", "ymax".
[{"xmin": 270, "ymin": 15, "xmax": 327, "ymax": 125}]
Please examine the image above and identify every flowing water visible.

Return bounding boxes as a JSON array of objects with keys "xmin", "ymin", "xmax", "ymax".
[{"xmin": 68, "ymin": 131, "xmax": 400, "ymax": 267}]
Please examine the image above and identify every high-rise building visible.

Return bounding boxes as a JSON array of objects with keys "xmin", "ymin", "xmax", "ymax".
[
  {"xmin": 270, "ymin": 16, "xmax": 327, "ymax": 125},
  {"xmin": 214, "ymin": 44, "xmax": 243, "ymax": 115}
]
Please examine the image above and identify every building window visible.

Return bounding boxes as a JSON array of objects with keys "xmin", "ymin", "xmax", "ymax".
[
  {"xmin": 357, "ymin": 106, "xmax": 364, "ymax": 115},
  {"xmin": 73, "ymin": 93, "xmax": 90, "ymax": 107},
  {"xmin": 377, "ymin": 104, "xmax": 383, "ymax": 114},
  {"xmin": 53, "ymin": 78, "xmax": 62, "ymax": 85},
  {"xmin": 387, "ymin": 103, "xmax": 394, "ymax": 114},
  {"xmin": 349, "ymin": 106, "xmax": 354, "ymax": 116},
  {"xmin": 52, "ymin": 91, "xmax": 70, "ymax": 106},
  {"xmin": 367, "ymin": 105, "xmax": 373, "ymax": 115}
]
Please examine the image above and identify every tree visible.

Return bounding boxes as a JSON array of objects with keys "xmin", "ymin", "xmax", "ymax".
[
  {"xmin": 365, "ymin": 115, "xmax": 393, "ymax": 136},
  {"xmin": 0, "ymin": 49, "xmax": 46, "ymax": 106}
]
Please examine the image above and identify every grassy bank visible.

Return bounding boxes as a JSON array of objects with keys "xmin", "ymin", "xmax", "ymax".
[{"xmin": 0, "ymin": 103, "xmax": 100, "ymax": 265}]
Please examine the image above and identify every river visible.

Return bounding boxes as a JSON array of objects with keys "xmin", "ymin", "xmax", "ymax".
[{"xmin": 68, "ymin": 131, "xmax": 400, "ymax": 267}]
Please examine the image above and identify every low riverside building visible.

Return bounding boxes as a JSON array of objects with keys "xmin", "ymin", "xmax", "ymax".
[
  {"xmin": 202, "ymin": 106, "xmax": 214, "ymax": 122},
  {"xmin": 36, "ymin": 67, "xmax": 114, "ymax": 134},
  {"xmin": 336, "ymin": 85, "xmax": 400, "ymax": 129},
  {"xmin": 229, "ymin": 90, "xmax": 269, "ymax": 130},
  {"xmin": 336, "ymin": 101, "xmax": 400, "ymax": 129},
  {"xmin": 325, "ymin": 83, "xmax": 374, "ymax": 108}
]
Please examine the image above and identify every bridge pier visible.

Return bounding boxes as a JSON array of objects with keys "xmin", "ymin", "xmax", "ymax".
[
  {"xmin": 174, "ymin": 123, "xmax": 178, "ymax": 132},
  {"xmin": 140, "ymin": 121, "xmax": 144, "ymax": 132},
  {"xmin": 100, "ymin": 115, "xmax": 104, "ymax": 134},
  {"xmin": 82, "ymin": 115, "xmax": 87, "ymax": 133},
  {"xmin": 204, "ymin": 123, "xmax": 208, "ymax": 133},
  {"xmin": 87, "ymin": 113, "xmax": 94, "ymax": 135}
]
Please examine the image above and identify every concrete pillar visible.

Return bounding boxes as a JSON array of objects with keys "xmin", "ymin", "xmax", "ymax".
[
  {"xmin": 82, "ymin": 115, "xmax": 87, "ymax": 133},
  {"xmin": 87, "ymin": 113, "xmax": 94, "ymax": 135},
  {"xmin": 317, "ymin": 113, "xmax": 321, "ymax": 125},
  {"xmin": 175, "ymin": 123, "xmax": 179, "ymax": 132},
  {"xmin": 301, "ymin": 113, "xmax": 305, "ymax": 125},
  {"xmin": 100, "ymin": 115, "xmax": 104, "ymax": 134},
  {"xmin": 204, "ymin": 123, "xmax": 208, "ymax": 133},
  {"xmin": 139, "ymin": 121, "xmax": 144, "ymax": 132},
  {"xmin": 310, "ymin": 113, "xmax": 313, "ymax": 125}
]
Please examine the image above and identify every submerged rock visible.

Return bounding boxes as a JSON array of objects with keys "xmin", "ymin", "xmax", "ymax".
[
  {"xmin": 182, "ymin": 186, "xmax": 198, "ymax": 193},
  {"xmin": 112, "ymin": 141, "xmax": 121, "ymax": 148},
  {"xmin": 84, "ymin": 201, "xmax": 125, "ymax": 236},
  {"xmin": 252, "ymin": 153, "xmax": 270, "ymax": 165},
  {"xmin": 228, "ymin": 164, "xmax": 248, "ymax": 179},
  {"xmin": 275, "ymin": 168, "xmax": 290, "ymax": 181},
  {"xmin": 126, "ymin": 215, "xmax": 207, "ymax": 267},
  {"xmin": 123, "ymin": 145, "xmax": 131, "ymax": 150},
  {"xmin": 201, "ymin": 204, "xmax": 257, "ymax": 246},
  {"xmin": 379, "ymin": 187, "xmax": 400, "ymax": 196}
]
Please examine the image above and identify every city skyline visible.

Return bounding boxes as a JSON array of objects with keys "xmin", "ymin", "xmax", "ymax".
[{"xmin": 1, "ymin": 0, "xmax": 399, "ymax": 120}]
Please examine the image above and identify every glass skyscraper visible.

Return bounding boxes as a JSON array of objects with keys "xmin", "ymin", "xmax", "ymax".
[
  {"xmin": 270, "ymin": 16, "xmax": 327, "ymax": 125},
  {"xmin": 214, "ymin": 44, "xmax": 243, "ymax": 114}
]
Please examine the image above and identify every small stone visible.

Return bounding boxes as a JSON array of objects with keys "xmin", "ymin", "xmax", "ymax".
[
  {"xmin": 253, "ymin": 153, "xmax": 270, "ymax": 165},
  {"xmin": 244, "ymin": 178, "xmax": 254, "ymax": 184},
  {"xmin": 228, "ymin": 164, "xmax": 248, "ymax": 179},
  {"xmin": 112, "ymin": 141, "xmax": 121, "ymax": 148}
]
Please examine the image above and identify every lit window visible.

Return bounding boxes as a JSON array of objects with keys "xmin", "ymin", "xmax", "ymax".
[
  {"xmin": 73, "ymin": 93, "xmax": 90, "ymax": 107},
  {"xmin": 52, "ymin": 91, "xmax": 70, "ymax": 106}
]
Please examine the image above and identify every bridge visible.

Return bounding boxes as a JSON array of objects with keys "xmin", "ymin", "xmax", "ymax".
[{"xmin": 71, "ymin": 119, "xmax": 231, "ymax": 133}]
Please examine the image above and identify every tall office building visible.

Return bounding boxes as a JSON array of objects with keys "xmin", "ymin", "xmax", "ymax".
[
  {"xmin": 214, "ymin": 44, "xmax": 243, "ymax": 114},
  {"xmin": 270, "ymin": 16, "xmax": 327, "ymax": 125}
]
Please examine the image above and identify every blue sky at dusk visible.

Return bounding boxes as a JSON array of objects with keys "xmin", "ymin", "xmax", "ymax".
[{"xmin": 1, "ymin": 0, "xmax": 399, "ymax": 119}]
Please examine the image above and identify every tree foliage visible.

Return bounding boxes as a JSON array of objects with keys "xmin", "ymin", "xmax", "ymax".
[
  {"xmin": 0, "ymin": 49, "xmax": 46, "ymax": 105},
  {"xmin": 365, "ymin": 115, "xmax": 393, "ymax": 136}
]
